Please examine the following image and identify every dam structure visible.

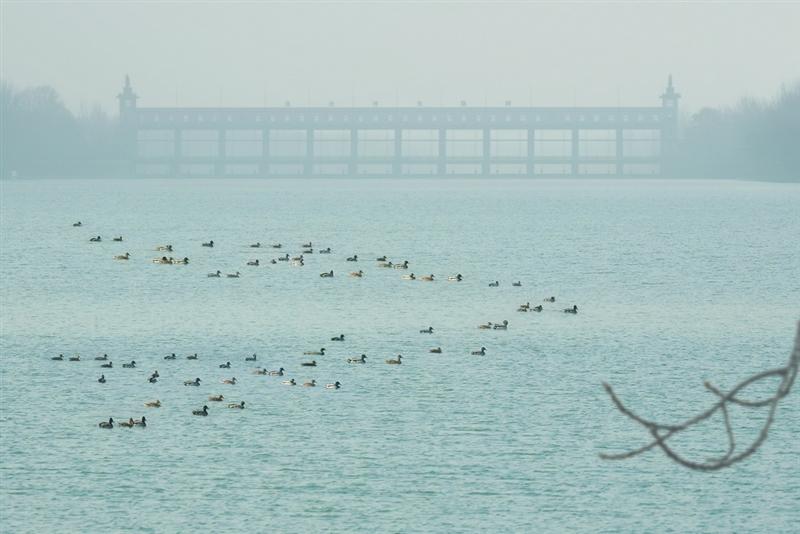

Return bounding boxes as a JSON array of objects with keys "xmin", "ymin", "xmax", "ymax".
[{"xmin": 120, "ymin": 76, "xmax": 680, "ymax": 177}]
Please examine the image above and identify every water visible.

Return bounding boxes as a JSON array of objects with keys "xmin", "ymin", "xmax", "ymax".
[{"xmin": 1, "ymin": 178, "xmax": 798, "ymax": 533}]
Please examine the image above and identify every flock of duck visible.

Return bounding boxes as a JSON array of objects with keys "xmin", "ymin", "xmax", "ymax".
[{"xmin": 70, "ymin": 221, "xmax": 580, "ymax": 429}]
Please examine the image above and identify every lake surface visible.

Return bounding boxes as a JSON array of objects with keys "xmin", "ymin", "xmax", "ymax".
[{"xmin": 1, "ymin": 178, "xmax": 798, "ymax": 533}]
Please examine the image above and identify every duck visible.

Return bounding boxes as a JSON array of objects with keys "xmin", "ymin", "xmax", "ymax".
[
  {"xmin": 532, "ymin": 305, "xmax": 543, "ymax": 312},
  {"xmin": 331, "ymin": 334, "xmax": 345, "ymax": 342},
  {"xmin": 517, "ymin": 306, "xmax": 529, "ymax": 312},
  {"xmin": 208, "ymin": 395, "xmax": 225, "ymax": 402},
  {"xmin": 271, "ymin": 243, "xmax": 282, "ymax": 249},
  {"xmin": 148, "ymin": 370, "xmax": 158, "ymax": 379},
  {"xmin": 378, "ymin": 261, "xmax": 393, "ymax": 268},
  {"xmin": 156, "ymin": 245, "xmax": 173, "ymax": 252},
  {"xmin": 270, "ymin": 259, "xmax": 277, "ymax": 264},
  {"xmin": 69, "ymin": 355, "xmax": 80, "ymax": 361},
  {"xmin": 98, "ymin": 374, "xmax": 106, "ymax": 383},
  {"xmin": 222, "ymin": 377, "xmax": 237, "ymax": 385},
  {"xmin": 376, "ymin": 256, "xmax": 387, "ymax": 262},
  {"xmin": 488, "ymin": 281, "xmax": 499, "ymax": 287},
  {"xmin": 282, "ymin": 378, "xmax": 296, "ymax": 386},
  {"xmin": 219, "ymin": 361, "xmax": 231, "ymax": 369},
  {"xmin": 250, "ymin": 242, "xmax": 261, "ymax": 248},
  {"xmin": 301, "ymin": 361, "xmax": 317, "ymax": 367},
  {"xmin": 253, "ymin": 368, "xmax": 268, "ymax": 375},
  {"xmin": 401, "ymin": 273, "xmax": 416, "ymax": 280},
  {"xmin": 302, "ymin": 242, "xmax": 312, "ymax": 248},
  {"xmin": 164, "ymin": 353, "xmax": 177, "ymax": 360},
  {"xmin": 350, "ymin": 270, "xmax": 364, "ymax": 277},
  {"xmin": 120, "ymin": 418, "xmax": 135, "ymax": 428},
  {"xmin": 100, "ymin": 361, "xmax": 113, "ymax": 368},
  {"xmin": 429, "ymin": 347, "xmax": 442, "ymax": 354},
  {"xmin": 512, "ymin": 281, "xmax": 522, "ymax": 287},
  {"xmin": 202, "ymin": 240, "xmax": 214, "ymax": 247},
  {"xmin": 319, "ymin": 247, "xmax": 332, "ymax": 254},
  {"xmin": 172, "ymin": 257, "xmax": 190, "ymax": 265},
  {"xmin": 72, "ymin": 221, "xmax": 82, "ymax": 227},
  {"xmin": 228, "ymin": 401, "xmax": 246, "ymax": 409},
  {"xmin": 325, "ymin": 382, "xmax": 341, "ymax": 389},
  {"xmin": 122, "ymin": 360, "xmax": 136, "ymax": 368},
  {"xmin": 478, "ymin": 322, "xmax": 493, "ymax": 330},
  {"xmin": 144, "ymin": 400, "xmax": 161, "ymax": 408},
  {"xmin": 347, "ymin": 354, "xmax": 367, "ymax": 363},
  {"xmin": 133, "ymin": 416, "xmax": 146, "ymax": 427},
  {"xmin": 420, "ymin": 326, "xmax": 434, "ymax": 334},
  {"xmin": 193, "ymin": 405, "xmax": 209, "ymax": 416},
  {"xmin": 184, "ymin": 378, "xmax": 201, "ymax": 386},
  {"xmin": 207, "ymin": 270, "xmax": 221, "ymax": 278},
  {"xmin": 544, "ymin": 296, "xmax": 556, "ymax": 303},
  {"xmin": 89, "ymin": 236, "xmax": 102, "ymax": 242},
  {"xmin": 277, "ymin": 253, "xmax": 290, "ymax": 261},
  {"xmin": 267, "ymin": 367, "xmax": 284, "ymax": 376},
  {"xmin": 493, "ymin": 320, "xmax": 509, "ymax": 330},
  {"xmin": 148, "ymin": 375, "xmax": 158, "ymax": 384},
  {"xmin": 564, "ymin": 305, "xmax": 578, "ymax": 314},
  {"xmin": 247, "ymin": 259, "xmax": 260, "ymax": 266},
  {"xmin": 320, "ymin": 270, "xmax": 334, "ymax": 278},
  {"xmin": 421, "ymin": 274, "xmax": 435, "ymax": 281},
  {"xmin": 113, "ymin": 236, "xmax": 123, "ymax": 242},
  {"xmin": 303, "ymin": 380, "xmax": 317, "ymax": 387},
  {"xmin": 447, "ymin": 274, "xmax": 463, "ymax": 282},
  {"xmin": 346, "ymin": 255, "xmax": 358, "ymax": 262},
  {"xmin": 304, "ymin": 348, "xmax": 325, "ymax": 356},
  {"xmin": 51, "ymin": 354, "xmax": 64, "ymax": 361},
  {"xmin": 292, "ymin": 259, "xmax": 305, "ymax": 267},
  {"xmin": 292, "ymin": 254, "xmax": 304, "ymax": 262},
  {"xmin": 393, "ymin": 260, "xmax": 409, "ymax": 269},
  {"xmin": 114, "ymin": 252, "xmax": 130, "ymax": 260},
  {"xmin": 385, "ymin": 355, "xmax": 403, "ymax": 365},
  {"xmin": 98, "ymin": 417, "xmax": 114, "ymax": 429},
  {"xmin": 471, "ymin": 347, "xmax": 487, "ymax": 355},
  {"xmin": 245, "ymin": 353, "xmax": 257, "ymax": 361},
  {"xmin": 304, "ymin": 248, "xmax": 314, "ymax": 254},
  {"xmin": 227, "ymin": 272, "xmax": 240, "ymax": 278},
  {"xmin": 94, "ymin": 354, "xmax": 108, "ymax": 361},
  {"xmin": 187, "ymin": 353, "xmax": 198, "ymax": 360}
]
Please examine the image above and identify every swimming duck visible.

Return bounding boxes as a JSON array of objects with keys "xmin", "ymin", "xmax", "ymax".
[
  {"xmin": 302, "ymin": 242, "xmax": 312, "ymax": 248},
  {"xmin": 277, "ymin": 253, "xmax": 290, "ymax": 261},
  {"xmin": 268, "ymin": 367, "xmax": 285, "ymax": 376},
  {"xmin": 187, "ymin": 353, "xmax": 198, "ymax": 360},
  {"xmin": 393, "ymin": 260, "xmax": 409, "ymax": 269},
  {"xmin": 325, "ymin": 382, "xmax": 341, "ymax": 389},
  {"xmin": 228, "ymin": 401, "xmax": 246, "ymax": 409},
  {"xmin": 305, "ymin": 248, "xmax": 314, "ymax": 254},
  {"xmin": 250, "ymin": 242, "xmax": 261, "ymax": 248},
  {"xmin": 271, "ymin": 243, "xmax": 282, "ymax": 249},
  {"xmin": 493, "ymin": 320, "xmax": 509, "ymax": 330},
  {"xmin": 378, "ymin": 261, "xmax": 393, "ymax": 268},
  {"xmin": 512, "ymin": 281, "xmax": 522, "ymax": 287},
  {"xmin": 134, "ymin": 416, "xmax": 146, "ymax": 427},
  {"xmin": 144, "ymin": 400, "xmax": 161, "ymax": 408},
  {"xmin": 51, "ymin": 354, "xmax": 64, "ymax": 361},
  {"xmin": 421, "ymin": 274, "xmax": 435, "ymax": 281},
  {"xmin": 420, "ymin": 326, "xmax": 434, "ymax": 334},
  {"xmin": 429, "ymin": 347, "xmax": 442, "ymax": 354},
  {"xmin": 219, "ymin": 361, "xmax": 231, "ymax": 369},
  {"xmin": 488, "ymin": 281, "xmax": 499, "ymax": 287},
  {"xmin": 253, "ymin": 368, "xmax": 268, "ymax": 375},
  {"xmin": 222, "ymin": 377, "xmax": 237, "ymax": 385},
  {"xmin": 208, "ymin": 395, "xmax": 224, "ymax": 402},
  {"xmin": 401, "ymin": 273, "xmax": 416, "ymax": 280},
  {"xmin": 245, "ymin": 353, "xmax": 257, "ymax": 361},
  {"xmin": 346, "ymin": 255, "xmax": 358, "ymax": 262},
  {"xmin": 303, "ymin": 380, "xmax": 317, "ymax": 387},
  {"xmin": 89, "ymin": 236, "xmax": 102, "ymax": 242},
  {"xmin": 517, "ymin": 306, "xmax": 528, "ymax": 312},
  {"xmin": 202, "ymin": 240, "xmax": 214, "ymax": 247},
  {"xmin": 376, "ymin": 256, "xmax": 387, "ymax": 262},
  {"xmin": 98, "ymin": 417, "xmax": 114, "ymax": 429},
  {"xmin": 101, "ymin": 361, "xmax": 112, "ymax": 368},
  {"xmin": 532, "ymin": 305, "xmax": 543, "ymax": 312},
  {"xmin": 385, "ymin": 355, "xmax": 403, "ymax": 365},
  {"xmin": 172, "ymin": 257, "xmax": 189, "ymax": 265},
  {"xmin": 113, "ymin": 236, "xmax": 123, "ymax": 242},
  {"xmin": 301, "ymin": 361, "xmax": 317, "ymax": 367},
  {"xmin": 69, "ymin": 355, "xmax": 80, "ymax": 361},
  {"xmin": 331, "ymin": 334, "xmax": 344, "ymax": 342},
  {"xmin": 120, "ymin": 418, "xmax": 135, "ymax": 428},
  {"xmin": 292, "ymin": 259, "xmax": 305, "ymax": 267},
  {"xmin": 184, "ymin": 378, "xmax": 201, "ymax": 386},
  {"xmin": 156, "ymin": 245, "xmax": 173, "ymax": 252},
  {"xmin": 447, "ymin": 274, "xmax": 463, "ymax": 282},
  {"xmin": 114, "ymin": 252, "xmax": 130, "ymax": 260},
  {"xmin": 247, "ymin": 259, "xmax": 260, "ymax": 266},
  {"xmin": 544, "ymin": 296, "xmax": 556, "ymax": 303},
  {"xmin": 304, "ymin": 348, "xmax": 325, "ymax": 356},
  {"xmin": 73, "ymin": 221, "xmax": 82, "ymax": 227},
  {"xmin": 471, "ymin": 347, "xmax": 487, "ymax": 355},
  {"xmin": 98, "ymin": 374, "xmax": 106, "ymax": 383},
  {"xmin": 164, "ymin": 353, "xmax": 177, "ymax": 360},
  {"xmin": 207, "ymin": 270, "xmax": 221, "ymax": 277},
  {"xmin": 148, "ymin": 375, "xmax": 158, "ymax": 384},
  {"xmin": 227, "ymin": 272, "xmax": 240, "ymax": 278},
  {"xmin": 478, "ymin": 322, "xmax": 493, "ymax": 329},
  {"xmin": 122, "ymin": 360, "xmax": 136, "ymax": 368},
  {"xmin": 320, "ymin": 270, "xmax": 334, "ymax": 278},
  {"xmin": 564, "ymin": 305, "xmax": 578, "ymax": 314},
  {"xmin": 347, "ymin": 354, "xmax": 367, "ymax": 363},
  {"xmin": 282, "ymin": 378, "xmax": 296, "ymax": 386},
  {"xmin": 95, "ymin": 354, "xmax": 108, "ymax": 361},
  {"xmin": 193, "ymin": 405, "xmax": 209, "ymax": 416},
  {"xmin": 270, "ymin": 259, "xmax": 277, "ymax": 264},
  {"xmin": 319, "ymin": 247, "xmax": 332, "ymax": 254},
  {"xmin": 350, "ymin": 270, "xmax": 364, "ymax": 277},
  {"xmin": 292, "ymin": 254, "xmax": 304, "ymax": 262}
]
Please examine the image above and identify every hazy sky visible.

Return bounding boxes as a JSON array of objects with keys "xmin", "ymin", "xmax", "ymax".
[{"xmin": 2, "ymin": 1, "xmax": 799, "ymax": 115}]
